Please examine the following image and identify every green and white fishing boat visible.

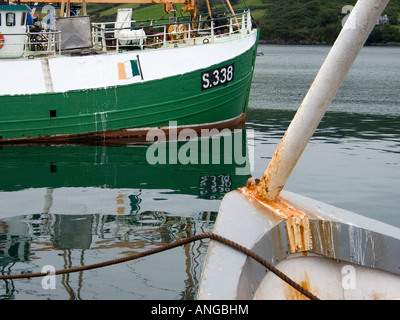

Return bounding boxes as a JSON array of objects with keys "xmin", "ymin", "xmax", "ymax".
[{"xmin": 0, "ymin": 0, "xmax": 259, "ymax": 144}]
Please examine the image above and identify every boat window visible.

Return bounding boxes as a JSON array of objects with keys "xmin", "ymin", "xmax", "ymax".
[
  {"xmin": 0, "ymin": 13, "xmax": 2, "ymax": 26},
  {"xmin": 21, "ymin": 12, "xmax": 26, "ymax": 26},
  {"xmin": 6, "ymin": 13, "xmax": 15, "ymax": 26}
]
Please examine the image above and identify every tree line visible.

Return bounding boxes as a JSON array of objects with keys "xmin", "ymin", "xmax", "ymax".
[{"xmin": 256, "ymin": 0, "xmax": 400, "ymax": 45}]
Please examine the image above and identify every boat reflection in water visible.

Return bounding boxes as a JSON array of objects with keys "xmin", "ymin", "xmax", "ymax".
[{"xmin": 0, "ymin": 128, "xmax": 252, "ymax": 299}]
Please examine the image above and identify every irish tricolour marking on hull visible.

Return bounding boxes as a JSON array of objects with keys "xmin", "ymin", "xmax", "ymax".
[{"xmin": 118, "ymin": 60, "xmax": 141, "ymax": 79}]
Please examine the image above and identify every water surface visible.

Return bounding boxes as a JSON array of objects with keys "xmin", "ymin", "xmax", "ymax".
[{"xmin": 0, "ymin": 44, "xmax": 399, "ymax": 299}]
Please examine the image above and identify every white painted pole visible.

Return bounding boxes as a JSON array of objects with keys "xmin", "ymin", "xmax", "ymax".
[{"xmin": 256, "ymin": 0, "xmax": 390, "ymax": 202}]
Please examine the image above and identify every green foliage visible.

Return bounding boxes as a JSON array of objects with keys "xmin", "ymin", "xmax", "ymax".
[
  {"xmin": 247, "ymin": 0, "xmax": 399, "ymax": 44},
  {"xmin": 86, "ymin": 0, "xmax": 400, "ymax": 44},
  {"xmin": 368, "ymin": 25, "xmax": 400, "ymax": 44}
]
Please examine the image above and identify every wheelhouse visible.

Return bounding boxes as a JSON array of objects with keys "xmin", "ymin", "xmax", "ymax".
[{"xmin": 0, "ymin": 4, "xmax": 30, "ymax": 57}]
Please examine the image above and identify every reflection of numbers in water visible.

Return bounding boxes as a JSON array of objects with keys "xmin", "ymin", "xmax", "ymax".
[
  {"xmin": 210, "ymin": 175, "xmax": 217, "ymax": 193},
  {"xmin": 218, "ymin": 174, "xmax": 232, "ymax": 192},
  {"xmin": 199, "ymin": 174, "xmax": 232, "ymax": 198},
  {"xmin": 200, "ymin": 175, "xmax": 208, "ymax": 187}
]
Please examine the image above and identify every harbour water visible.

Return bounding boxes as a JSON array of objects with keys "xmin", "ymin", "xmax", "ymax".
[{"xmin": 0, "ymin": 44, "xmax": 399, "ymax": 300}]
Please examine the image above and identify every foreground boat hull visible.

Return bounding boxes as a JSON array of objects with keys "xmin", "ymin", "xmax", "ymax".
[
  {"xmin": 198, "ymin": 190, "xmax": 400, "ymax": 300},
  {"xmin": 199, "ymin": 0, "xmax": 398, "ymax": 300},
  {"xmin": 0, "ymin": 30, "xmax": 259, "ymax": 144}
]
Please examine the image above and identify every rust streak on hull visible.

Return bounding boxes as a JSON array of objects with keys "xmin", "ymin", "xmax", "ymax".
[
  {"xmin": 239, "ymin": 178, "xmax": 305, "ymax": 220},
  {"xmin": 0, "ymin": 114, "xmax": 246, "ymax": 146},
  {"xmin": 239, "ymin": 178, "xmax": 312, "ymax": 253}
]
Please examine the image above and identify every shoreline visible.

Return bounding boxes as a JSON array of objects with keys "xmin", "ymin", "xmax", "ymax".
[{"xmin": 258, "ymin": 39, "xmax": 400, "ymax": 46}]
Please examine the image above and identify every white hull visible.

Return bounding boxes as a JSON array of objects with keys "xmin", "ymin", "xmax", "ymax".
[
  {"xmin": 0, "ymin": 29, "xmax": 258, "ymax": 95},
  {"xmin": 198, "ymin": 0, "xmax": 397, "ymax": 300}
]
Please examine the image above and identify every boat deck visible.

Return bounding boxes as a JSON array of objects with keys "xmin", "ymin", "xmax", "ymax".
[{"xmin": 0, "ymin": 8, "xmax": 253, "ymax": 59}]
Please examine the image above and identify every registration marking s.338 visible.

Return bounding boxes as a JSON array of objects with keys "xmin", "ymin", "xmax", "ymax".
[{"xmin": 201, "ymin": 63, "xmax": 235, "ymax": 91}]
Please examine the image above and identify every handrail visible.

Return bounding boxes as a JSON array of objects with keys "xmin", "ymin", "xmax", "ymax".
[
  {"xmin": 0, "ymin": 30, "xmax": 62, "ymax": 57},
  {"xmin": 25, "ymin": 30, "xmax": 62, "ymax": 56},
  {"xmin": 91, "ymin": 9, "xmax": 252, "ymax": 52},
  {"xmin": 91, "ymin": 8, "xmax": 251, "ymax": 30},
  {"xmin": 0, "ymin": 9, "xmax": 252, "ymax": 57}
]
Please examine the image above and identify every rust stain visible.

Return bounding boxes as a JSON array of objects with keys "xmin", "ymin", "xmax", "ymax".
[
  {"xmin": 286, "ymin": 216, "xmax": 312, "ymax": 253},
  {"xmin": 0, "ymin": 114, "xmax": 246, "ymax": 146},
  {"xmin": 239, "ymin": 178, "xmax": 312, "ymax": 253},
  {"xmin": 313, "ymin": 220, "xmax": 336, "ymax": 258},
  {"xmin": 284, "ymin": 271, "xmax": 315, "ymax": 300},
  {"xmin": 251, "ymin": 128, "xmax": 292, "ymax": 202},
  {"xmin": 239, "ymin": 178, "xmax": 305, "ymax": 220}
]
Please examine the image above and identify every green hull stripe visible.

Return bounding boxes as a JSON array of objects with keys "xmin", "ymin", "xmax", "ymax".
[{"xmin": 0, "ymin": 37, "xmax": 259, "ymax": 140}]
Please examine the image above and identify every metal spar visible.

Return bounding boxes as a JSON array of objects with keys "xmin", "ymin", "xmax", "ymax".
[{"xmin": 255, "ymin": 0, "xmax": 391, "ymax": 202}]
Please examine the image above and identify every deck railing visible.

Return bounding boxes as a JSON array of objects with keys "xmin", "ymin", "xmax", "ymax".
[
  {"xmin": 0, "ymin": 9, "xmax": 252, "ymax": 58},
  {"xmin": 25, "ymin": 29, "xmax": 62, "ymax": 57},
  {"xmin": 0, "ymin": 29, "xmax": 62, "ymax": 58},
  {"xmin": 91, "ymin": 9, "xmax": 252, "ymax": 53}
]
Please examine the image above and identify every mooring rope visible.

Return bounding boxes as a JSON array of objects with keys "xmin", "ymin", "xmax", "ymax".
[{"xmin": 0, "ymin": 233, "xmax": 320, "ymax": 300}]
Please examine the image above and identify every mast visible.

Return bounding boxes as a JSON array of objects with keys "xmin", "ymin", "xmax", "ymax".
[
  {"xmin": 19, "ymin": 0, "xmax": 196, "ymax": 17},
  {"xmin": 18, "ymin": 0, "xmax": 236, "ymax": 18},
  {"xmin": 253, "ymin": 0, "xmax": 390, "ymax": 202}
]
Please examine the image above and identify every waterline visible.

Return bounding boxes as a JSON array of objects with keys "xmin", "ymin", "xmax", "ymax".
[{"xmin": 145, "ymin": 121, "xmax": 254, "ymax": 176}]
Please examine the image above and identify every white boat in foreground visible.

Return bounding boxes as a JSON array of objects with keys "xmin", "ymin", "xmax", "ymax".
[
  {"xmin": 198, "ymin": 0, "xmax": 400, "ymax": 300},
  {"xmin": 198, "ymin": 189, "xmax": 400, "ymax": 300}
]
